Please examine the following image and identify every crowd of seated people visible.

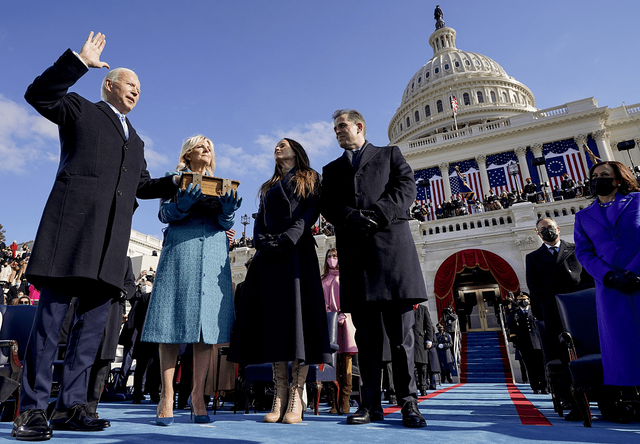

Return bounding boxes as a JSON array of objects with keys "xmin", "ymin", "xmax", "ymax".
[{"xmin": 0, "ymin": 241, "xmax": 34, "ymax": 306}]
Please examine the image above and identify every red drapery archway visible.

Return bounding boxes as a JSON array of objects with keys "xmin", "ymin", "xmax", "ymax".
[{"xmin": 433, "ymin": 249, "xmax": 520, "ymax": 319}]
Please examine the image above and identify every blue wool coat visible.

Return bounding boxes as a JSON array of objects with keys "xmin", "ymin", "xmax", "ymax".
[
  {"xmin": 141, "ymin": 172, "xmax": 235, "ymax": 345},
  {"xmin": 574, "ymin": 192, "xmax": 640, "ymax": 386}
]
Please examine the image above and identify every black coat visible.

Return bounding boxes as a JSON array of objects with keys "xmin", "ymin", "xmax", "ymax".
[
  {"xmin": 435, "ymin": 331, "xmax": 454, "ymax": 367},
  {"xmin": 508, "ymin": 308, "xmax": 541, "ymax": 350},
  {"xmin": 412, "ymin": 304, "xmax": 431, "ymax": 364},
  {"xmin": 229, "ymin": 169, "xmax": 331, "ymax": 365},
  {"xmin": 525, "ymin": 240, "xmax": 593, "ymax": 355},
  {"xmin": 97, "ymin": 258, "xmax": 136, "ymax": 361},
  {"xmin": 24, "ymin": 49, "xmax": 177, "ymax": 291},
  {"xmin": 320, "ymin": 143, "xmax": 428, "ymax": 312}
]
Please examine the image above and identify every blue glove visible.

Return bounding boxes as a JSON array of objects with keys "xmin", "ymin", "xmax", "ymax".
[
  {"xmin": 220, "ymin": 189, "xmax": 242, "ymax": 216},
  {"xmin": 176, "ymin": 183, "xmax": 203, "ymax": 213}
]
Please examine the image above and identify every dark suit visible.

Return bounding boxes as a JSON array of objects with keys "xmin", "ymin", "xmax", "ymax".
[
  {"xmin": 321, "ymin": 142, "xmax": 427, "ymax": 409},
  {"xmin": 508, "ymin": 307, "xmax": 546, "ymax": 391},
  {"xmin": 525, "ymin": 239, "xmax": 592, "ymax": 359},
  {"xmin": 20, "ymin": 49, "xmax": 177, "ymax": 413}
]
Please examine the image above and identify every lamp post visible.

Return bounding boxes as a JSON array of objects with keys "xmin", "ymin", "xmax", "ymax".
[
  {"xmin": 241, "ymin": 214, "xmax": 250, "ymax": 242},
  {"xmin": 508, "ymin": 161, "xmax": 524, "ymax": 203}
]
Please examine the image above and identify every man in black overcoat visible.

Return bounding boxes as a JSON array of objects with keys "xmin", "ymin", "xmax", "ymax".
[
  {"xmin": 525, "ymin": 217, "xmax": 593, "ymax": 418},
  {"xmin": 508, "ymin": 293, "xmax": 547, "ymax": 393},
  {"xmin": 321, "ymin": 109, "xmax": 427, "ymax": 428},
  {"xmin": 12, "ymin": 32, "xmax": 178, "ymax": 441}
]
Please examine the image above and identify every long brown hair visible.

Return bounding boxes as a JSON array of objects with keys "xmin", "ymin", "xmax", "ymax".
[
  {"xmin": 321, "ymin": 248, "xmax": 338, "ymax": 279},
  {"xmin": 259, "ymin": 138, "xmax": 318, "ymax": 199},
  {"xmin": 589, "ymin": 160, "xmax": 639, "ymax": 196}
]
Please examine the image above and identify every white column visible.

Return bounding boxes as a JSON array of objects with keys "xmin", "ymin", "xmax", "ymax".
[
  {"xmin": 573, "ymin": 134, "xmax": 592, "ymax": 173},
  {"xmin": 593, "ymin": 130, "xmax": 614, "ymax": 161},
  {"xmin": 531, "ymin": 143, "xmax": 550, "ymax": 190},
  {"xmin": 515, "ymin": 146, "xmax": 531, "ymax": 180},
  {"xmin": 476, "ymin": 154, "xmax": 490, "ymax": 198},
  {"xmin": 439, "ymin": 162, "xmax": 452, "ymax": 200}
]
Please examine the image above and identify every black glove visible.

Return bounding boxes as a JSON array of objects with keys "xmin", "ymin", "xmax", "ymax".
[
  {"xmin": 603, "ymin": 270, "xmax": 640, "ymax": 293},
  {"xmin": 346, "ymin": 210, "xmax": 379, "ymax": 235},
  {"xmin": 261, "ymin": 234, "xmax": 292, "ymax": 253}
]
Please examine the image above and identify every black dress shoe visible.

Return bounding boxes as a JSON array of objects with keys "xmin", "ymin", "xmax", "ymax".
[
  {"xmin": 370, "ymin": 405, "xmax": 385, "ymax": 422},
  {"xmin": 401, "ymin": 400, "xmax": 427, "ymax": 428},
  {"xmin": 564, "ymin": 408, "xmax": 583, "ymax": 422},
  {"xmin": 11, "ymin": 409, "xmax": 52, "ymax": 441},
  {"xmin": 388, "ymin": 395, "xmax": 397, "ymax": 405},
  {"xmin": 50, "ymin": 404, "xmax": 109, "ymax": 431},
  {"xmin": 346, "ymin": 406, "xmax": 371, "ymax": 425}
]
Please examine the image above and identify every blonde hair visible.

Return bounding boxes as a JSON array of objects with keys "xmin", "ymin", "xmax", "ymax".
[{"xmin": 176, "ymin": 135, "xmax": 215, "ymax": 175}]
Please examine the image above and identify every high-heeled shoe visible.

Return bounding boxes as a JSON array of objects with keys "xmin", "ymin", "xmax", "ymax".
[
  {"xmin": 188, "ymin": 396, "xmax": 211, "ymax": 424},
  {"xmin": 155, "ymin": 416, "xmax": 174, "ymax": 426},
  {"xmin": 156, "ymin": 396, "xmax": 174, "ymax": 426}
]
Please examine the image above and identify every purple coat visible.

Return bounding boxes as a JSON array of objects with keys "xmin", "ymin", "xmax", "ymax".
[{"xmin": 574, "ymin": 192, "xmax": 640, "ymax": 386}]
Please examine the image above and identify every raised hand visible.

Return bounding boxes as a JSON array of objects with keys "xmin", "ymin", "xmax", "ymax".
[
  {"xmin": 176, "ymin": 183, "xmax": 203, "ymax": 213},
  {"xmin": 77, "ymin": 31, "xmax": 110, "ymax": 69}
]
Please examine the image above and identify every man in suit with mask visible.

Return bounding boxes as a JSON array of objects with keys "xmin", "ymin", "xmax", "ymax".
[{"xmin": 525, "ymin": 217, "xmax": 593, "ymax": 418}]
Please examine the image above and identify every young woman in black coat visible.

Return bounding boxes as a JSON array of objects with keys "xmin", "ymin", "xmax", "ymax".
[{"xmin": 229, "ymin": 138, "xmax": 331, "ymax": 424}]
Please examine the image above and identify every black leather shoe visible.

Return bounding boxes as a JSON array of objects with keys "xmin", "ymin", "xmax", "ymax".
[
  {"xmin": 388, "ymin": 395, "xmax": 397, "ymax": 405},
  {"xmin": 49, "ymin": 404, "xmax": 109, "ymax": 431},
  {"xmin": 370, "ymin": 405, "xmax": 384, "ymax": 422},
  {"xmin": 564, "ymin": 408, "xmax": 583, "ymax": 422},
  {"xmin": 11, "ymin": 409, "xmax": 52, "ymax": 441},
  {"xmin": 346, "ymin": 405, "xmax": 371, "ymax": 425},
  {"xmin": 401, "ymin": 400, "xmax": 427, "ymax": 428}
]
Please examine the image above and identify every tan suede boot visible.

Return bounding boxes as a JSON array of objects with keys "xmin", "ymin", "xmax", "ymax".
[
  {"xmin": 339, "ymin": 354, "xmax": 353, "ymax": 414},
  {"xmin": 263, "ymin": 362, "xmax": 289, "ymax": 423},
  {"xmin": 328, "ymin": 383, "xmax": 339, "ymax": 414},
  {"xmin": 282, "ymin": 360, "xmax": 308, "ymax": 424}
]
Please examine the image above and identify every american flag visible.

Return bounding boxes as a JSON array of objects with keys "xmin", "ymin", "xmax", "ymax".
[
  {"xmin": 226, "ymin": 229, "xmax": 235, "ymax": 242},
  {"xmin": 486, "ymin": 151, "xmax": 523, "ymax": 195},
  {"xmin": 450, "ymin": 92, "xmax": 459, "ymax": 115},
  {"xmin": 543, "ymin": 140, "xmax": 587, "ymax": 189},
  {"xmin": 450, "ymin": 160, "xmax": 483, "ymax": 211},
  {"xmin": 415, "ymin": 167, "xmax": 441, "ymax": 220}
]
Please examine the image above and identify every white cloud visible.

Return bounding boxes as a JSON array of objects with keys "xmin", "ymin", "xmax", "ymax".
[
  {"xmin": 0, "ymin": 94, "xmax": 58, "ymax": 172},
  {"xmin": 138, "ymin": 133, "xmax": 171, "ymax": 172}
]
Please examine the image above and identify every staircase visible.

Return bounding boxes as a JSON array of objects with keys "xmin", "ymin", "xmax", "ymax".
[{"xmin": 460, "ymin": 331, "xmax": 509, "ymax": 383}]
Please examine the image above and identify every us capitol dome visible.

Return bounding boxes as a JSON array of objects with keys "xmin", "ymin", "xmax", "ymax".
[{"xmin": 389, "ymin": 9, "xmax": 536, "ymax": 144}]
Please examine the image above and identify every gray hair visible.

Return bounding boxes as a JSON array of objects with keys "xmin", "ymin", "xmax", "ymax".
[
  {"xmin": 332, "ymin": 109, "xmax": 366, "ymax": 137},
  {"xmin": 100, "ymin": 68, "xmax": 137, "ymax": 101}
]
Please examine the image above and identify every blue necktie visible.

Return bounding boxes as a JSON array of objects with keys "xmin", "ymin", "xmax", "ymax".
[{"xmin": 119, "ymin": 114, "xmax": 129, "ymax": 140}]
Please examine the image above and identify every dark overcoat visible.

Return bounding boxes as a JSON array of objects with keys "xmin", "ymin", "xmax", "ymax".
[
  {"xmin": 320, "ymin": 143, "xmax": 428, "ymax": 312},
  {"xmin": 525, "ymin": 239, "xmax": 593, "ymax": 358},
  {"xmin": 229, "ymin": 169, "xmax": 331, "ymax": 365},
  {"xmin": 412, "ymin": 304, "xmax": 430, "ymax": 364},
  {"xmin": 24, "ymin": 49, "xmax": 176, "ymax": 291},
  {"xmin": 574, "ymin": 192, "xmax": 640, "ymax": 386},
  {"xmin": 435, "ymin": 331, "xmax": 454, "ymax": 370}
]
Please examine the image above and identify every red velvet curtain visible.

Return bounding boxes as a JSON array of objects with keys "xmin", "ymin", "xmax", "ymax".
[{"xmin": 433, "ymin": 249, "xmax": 520, "ymax": 319}]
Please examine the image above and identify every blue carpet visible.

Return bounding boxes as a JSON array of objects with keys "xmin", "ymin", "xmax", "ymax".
[{"xmin": 2, "ymin": 386, "xmax": 638, "ymax": 443}]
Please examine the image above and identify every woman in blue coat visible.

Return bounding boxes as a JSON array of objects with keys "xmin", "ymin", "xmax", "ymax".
[
  {"xmin": 574, "ymin": 161, "xmax": 640, "ymax": 387},
  {"xmin": 141, "ymin": 135, "xmax": 241, "ymax": 425}
]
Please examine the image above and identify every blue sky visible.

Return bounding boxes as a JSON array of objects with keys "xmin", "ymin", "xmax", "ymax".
[{"xmin": 1, "ymin": 0, "xmax": 639, "ymax": 244}]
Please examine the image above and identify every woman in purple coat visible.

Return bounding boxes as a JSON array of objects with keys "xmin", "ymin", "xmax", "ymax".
[{"xmin": 573, "ymin": 161, "xmax": 640, "ymax": 387}]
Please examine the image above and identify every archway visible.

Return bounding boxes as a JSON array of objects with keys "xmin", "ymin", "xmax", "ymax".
[{"xmin": 433, "ymin": 249, "xmax": 520, "ymax": 321}]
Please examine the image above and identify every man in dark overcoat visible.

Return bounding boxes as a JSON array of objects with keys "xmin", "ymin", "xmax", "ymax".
[
  {"xmin": 508, "ymin": 293, "xmax": 546, "ymax": 393},
  {"xmin": 526, "ymin": 217, "xmax": 593, "ymax": 357},
  {"xmin": 12, "ymin": 32, "xmax": 178, "ymax": 441},
  {"xmin": 321, "ymin": 109, "xmax": 427, "ymax": 428},
  {"xmin": 525, "ymin": 217, "xmax": 593, "ymax": 419}
]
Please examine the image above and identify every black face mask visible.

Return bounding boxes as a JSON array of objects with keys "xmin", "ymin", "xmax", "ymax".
[
  {"xmin": 518, "ymin": 300, "xmax": 530, "ymax": 308},
  {"xmin": 540, "ymin": 226, "xmax": 559, "ymax": 243},
  {"xmin": 590, "ymin": 177, "xmax": 617, "ymax": 197}
]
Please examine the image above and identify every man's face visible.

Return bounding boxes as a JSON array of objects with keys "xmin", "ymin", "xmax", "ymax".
[
  {"xmin": 333, "ymin": 114, "xmax": 364, "ymax": 150},
  {"xmin": 105, "ymin": 71, "xmax": 141, "ymax": 115},
  {"xmin": 536, "ymin": 219, "xmax": 560, "ymax": 243}
]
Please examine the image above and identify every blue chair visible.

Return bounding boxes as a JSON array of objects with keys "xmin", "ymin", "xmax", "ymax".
[{"xmin": 0, "ymin": 304, "xmax": 37, "ymax": 421}]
